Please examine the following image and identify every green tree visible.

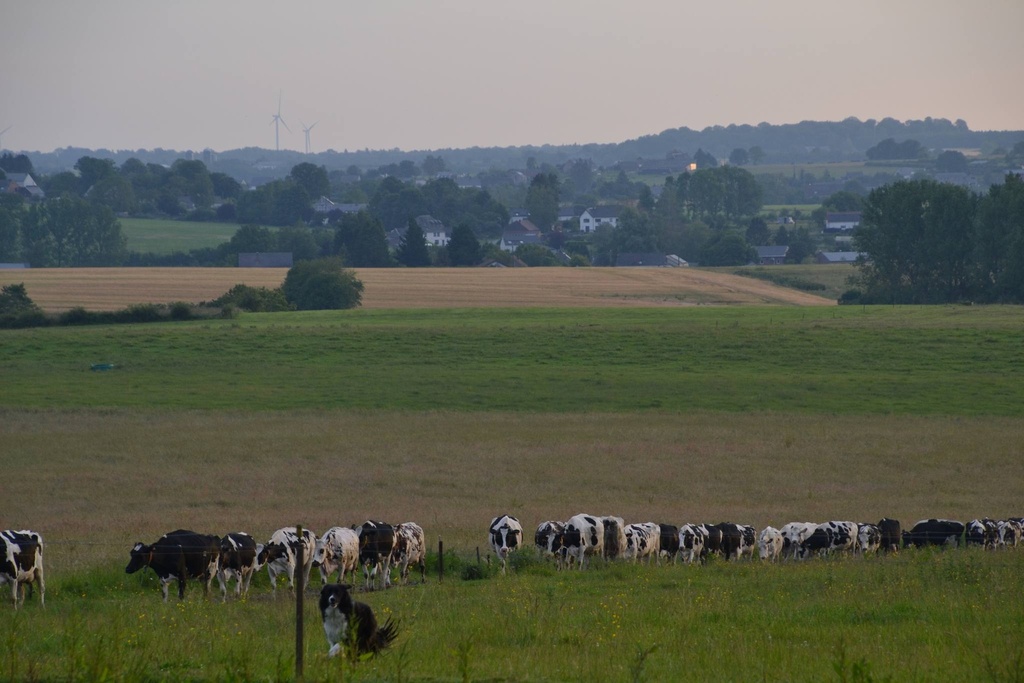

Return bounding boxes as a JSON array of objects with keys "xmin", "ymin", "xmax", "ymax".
[
  {"xmin": 276, "ymin": 225, "xmax": 321, "ymax": 261},
  {"xmin": 694, "ymin": 148, "xmax": 718, "ymax": 169},
  {"xmin": 422, "ymin": 155, "xmax": 446, "ymax": 175},
  {"xmin": 565, "ymin": 159, "xmax": 594, "ymax": 198},
  {"xmin": 369, "ymin": 176, "xmax": 427, "ymax": 231},
  {"xmin": 0, "ymin": 283, "xmax": 40, "ymax": 317},
  {"xmin": 729, "ymin": 148, "xmax": 750, "ymax": 166},
  {"xmin": 334, "ymin": 211, "xmax": 392, "ymax": 267},
  {"xmin": 281, "ymin": 257, "xmax": 363, "ymax": 310},
  {"xmin": 746, "ymin": 217, "xmax": 770, "ymax": 245},
  {"xmin": 447, "ymin": 223, "xmax": 482, "ymax": 266},
  {"xmin": 210, "ymin": 172, "xmax": 242, "ymax": 201},
  {"xmin": 973, "ymin": 173, "xmax": 1024, "ymax": 302},
  {"xmin": 748, "ymin": 146, "xmax": 765, "ymax": 165},
  {"xmin": 786, "ymin": 227, "xmax": 816, "ymax": 263},
  {"xmin": 74, "ymin": 157, "xmax": 117, "ymax": 193},
  {"xmin": 88, "ymin": 173, "xmax": 137, "ymax": 213},
  {"xmin": 170, "ymin": 159, "xmax": 215, "ymax": 208},
  {"xmin": 396, "ymin": 217, "xmax": 431, "ymax": 267},
  {"xmin": 516, "ymin": 243, "xmax": 559, "ymax": 266},
  {"xmin": 226, "ymin": 224, "xmax": 277, "ymax": 256},
  {"xmin": 0, "ymin": 203, "xmax": 21, "ymax": 261},
  {"xmin": 20, "ymin": 196, "xmax": 126, "ymax": 266},
  {"xmin": 700, "ymin": 233, "xmax": 755, "ymax": 266},
  {"xmin": 289, "ymin": 163, "xmax": 330, "ymax": 200},
  {"xmin": 854, "ymin": 179, "xmax": 977, "ymax": 303},
  {"xmin": 935, "ymin": 150, "xmax": 968, "ymax": 173},
  {"xmin": 525, "ymin": 172, "xmax": 560, "ymax": 231}
]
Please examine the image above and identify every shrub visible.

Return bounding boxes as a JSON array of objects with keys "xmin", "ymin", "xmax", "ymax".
[
  {"xmin": 281, "ymin": 258, "xmax": 363, "ymax": 311},
  {"xmin": 209, "ymin": 284, "xmax": 293, "ymax": 312},
  {"xmin": 169, "ymin": 301, "xmax": 194, "ymax": 320},
  {"xmin": 0, "ymin": 283, "xmax": 40, "ymax": 317}
]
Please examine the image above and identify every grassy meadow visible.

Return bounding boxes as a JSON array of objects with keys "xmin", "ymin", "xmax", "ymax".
[
  {"xmin": 120, "ymin": 218, "xmax": 238, "ymax": 254},
  {"xmin": 3, "ymin": 290, "xmax": 1024, "ymax": 680}
]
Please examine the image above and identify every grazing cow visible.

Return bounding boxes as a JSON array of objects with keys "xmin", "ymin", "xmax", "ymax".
[
  {"xmin": 125, "ymin": 529, "xmax": 220, "ymax": 602},
  {"xmin": 997, "ymin": 519, "xmax": 1022, "ymax": 548},
  {"xmin": 856, "ymin": 523, "xmax": 882, "ymax": 555},
  {"xmin": 799, "ymin": 521, "xmax": 858, "ymax": 558},
  {"xmin": 535, "ymin": 521, "xmax": 565, "ymax": 557},
  {"xmin": 319, "ymin": 583, "xmax": 399, "ymax": 658},
  {"xmin": 1, "ymin": 530, "xmax": 45, "ymax": 608},
  {"xmin": 677, "ymin": 524, "xmax": 706, "ymax": 564},
  {"xmin": 561, "ymin": 514, "xmax": 605, "ymax": 570},
  {"xmin": 902, "ymin": 519, "xmax": 965, "ymax": 548},
  {"xmin": 659, "ymin": 524, "xmax": 680, "ymax": 563},
  {"xmin": 716, "ymin": 523, "xmax": 755, "ymax": 561},
  {"xmin": 355, "ymin": 521, "xmax": 397, "ymax": 590},
  {"xmin": 623, "ymin": 523, "xmax": 661, "ymax": 564},
  {"xmin": 758, "ymin": 527, "xmax": 783, "ymax": 562},
  {"xmin": 600, "ymin": 516, "xmax": 628, "ymax": 560},
  {"xmin": 877, "ymin": 518, "xmax": 902, "ymax": 553},
  {"xmin": 698, "ymin": 524, "xmax": 723, "ymax": 560},
  {"xmin": 217, "ymin": 532, "xmax": 263, "ymax": 600},
  {"xmin": 313, "ymin": 527, "xmax": 360, "ymax": 585},
  {"xmin": 780, "ymin": 522, "xmax": 817, "ymax": 560},
  {"xmin": 966, "ymin": 519, "xmax": 999, "ymax": 549},
  {"xmin": 390, "ymin": 522, "xmax": 426, "ymax": 585},
  {"xmin": 488, "ymin": 515, "xmax": 523, "ymax": 575},
  {"xmin": 258, "ymin": 527, "xmax": 317, "ymax": 594}
]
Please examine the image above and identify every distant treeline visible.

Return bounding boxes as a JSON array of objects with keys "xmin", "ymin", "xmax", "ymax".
[{"xmin": 15, "ymin": 117, "xmax": 1024, "ymax": 179}]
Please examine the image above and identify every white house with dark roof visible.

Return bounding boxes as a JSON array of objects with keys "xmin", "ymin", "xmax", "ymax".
[
  {"xmin": 500, "ymin": 220, "xmax": 542, "ymax": 252},
  {"xmin": 416, "ymin": 215, "xmax": 449, "ymax": 246},
  {"xmin": 3, "ymin": 173, "xmax": 45, "ymax": 201},
  {"xmin": 824, "ymin": 211, "xmax": 862, "ymax": 232},
  {"xmin": 579, "ymin": 205, "xmax": 622, "ymax": 233}
]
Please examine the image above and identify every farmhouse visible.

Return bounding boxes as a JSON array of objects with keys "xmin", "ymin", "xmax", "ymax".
[
  {"xmin": 755, "ymin": 246, "xmax": 789, "ymax": 265},
  {"xmin": 579, "ymin": 205, "xmax": 622, "ymax": 233},
  {"xmin": 824, "ymin": 211, "xmax": 861, "ymax": 232},
  {"xmin": 501, "ymin": 220, "xmax": 543, "ymax": 252},
  {"xmin": 416, "ymin": 215, "xmax": 449, "ymax": 246},
  {"xmin": 3, "ymin": 173, "xmax": 45, "ymax": 201}
]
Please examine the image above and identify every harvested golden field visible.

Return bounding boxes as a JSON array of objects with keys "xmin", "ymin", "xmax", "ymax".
[{"xmin": 1, "ymin": 266, "xmax": 834, "ymax": 311}]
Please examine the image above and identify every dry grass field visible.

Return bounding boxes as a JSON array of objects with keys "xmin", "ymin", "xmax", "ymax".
[
  {"xmin": 6, "ymin": 409, "xmax": 1021, "ymax": 575},
  {"xmin": 0, "ymin": 266, "xmax": 835, "ymax": 312}
]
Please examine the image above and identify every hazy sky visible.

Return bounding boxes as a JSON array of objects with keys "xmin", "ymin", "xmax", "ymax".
[{"xmin": 3, "ymin": 1, "xmax": 1023, "ymax": 154}]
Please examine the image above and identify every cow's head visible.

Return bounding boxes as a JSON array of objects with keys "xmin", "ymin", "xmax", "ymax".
[
  {"xmin": 492, "ymin": 524, "xmax": 520, "ymax": 559},
  {"xmin": 125, "ymin": 542, "xmax": 152, "ymax": 574},
  {"xmin": 259, "ymin": 542, "xmax": 287, "ymax": 566}
]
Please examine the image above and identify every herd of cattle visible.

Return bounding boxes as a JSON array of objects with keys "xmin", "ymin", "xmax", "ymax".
[
  {"xmin": 3, "ymin": 514, "xmax": 1023, "ymax": 607},
  {"xmin": 489, "ymin": 514, "xmax": 1024, "ymax": 572}
]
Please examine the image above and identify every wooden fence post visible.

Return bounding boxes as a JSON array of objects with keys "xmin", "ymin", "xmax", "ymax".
[
  {"xmin": 438, "ymin": 537, "xmax": 444, "ymax": 583},
  {"xmin": 295, "ymin": 524, "xmax": 304, "ymax": 681}
]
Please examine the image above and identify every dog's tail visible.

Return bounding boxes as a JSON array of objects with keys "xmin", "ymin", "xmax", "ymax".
[{"xmin": 372, "ymin": 616, "xmax": 399, "ymax": 652}]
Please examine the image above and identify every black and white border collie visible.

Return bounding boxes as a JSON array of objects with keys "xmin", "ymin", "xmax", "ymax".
[{"xmin": 318, "ymin": 583, "xmax": 398, "ymax": 658}]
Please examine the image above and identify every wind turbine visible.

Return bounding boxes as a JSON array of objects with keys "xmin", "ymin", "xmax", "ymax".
[
  {"xmin": 301, "ymin": 121, "xmax": 318, "ymax": 155},
  {"xmin": 270, "ymin": 93, "xmax": 290, "ymax": 151},
  {"xmin": 0, "ymin": 125, "xmax": 10, "ymax": 151}
]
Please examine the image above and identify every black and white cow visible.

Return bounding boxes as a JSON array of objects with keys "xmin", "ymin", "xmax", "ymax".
[
  {"xmin": 758, "ymin": 527, "xmax": 783, "ymax": 562},
  {"xmin": 966, "ymin": 519, "xmax": 999, "ymax": 549},
  {"xmin": 535, "ymin": 521, "xmax": 565, "ymax": 559},
  {"xmin": 217, "ymin": 532, "xmax": 263, "ymax": 600},
  {"xmin": 877, "ymin": 518, "xmax": 902, "ymax": 553},
  {"xmin": 856, "ymin": 523, "xmax": 882, "ymax": 555},
  {"xmin": 258, "ymin": 527, "xmax": 317, "ymax": 594},
  {"xmin": 659, "ymin": 524, "xmax": 680, "ymax": 563},
  {"xmin": 125, "ymin": 529, "xmax": 220, "ymax": 602},
  {"xmin": 489, "ymin": 515, "xmax": 523, "ymax": 574},
  {"xmin": 716, "ymin": 523, "xmax": 755, "ymax": 560},
  {"xmin": 601, "ymin": 516, "xmax": 628, "ymax": 560},
  {"xmin": 313, "ymin": 527, "xmax": 360, "ymax": 585},
  {"xmin": 390, "ymin": 522, "xmax": 426, "ymax": 585},
  {"xmin": 1, "ymin": 530, "xmax": 45, "ymax": 608},
  {"xmin": 561, "ymin": 514, "xmax": 605, "ymax": 570},
  {"xmin": 623, "ymin": 523, "xmax": 661, "ymax": 564},
  {"xmin": 902, "ymin": 519, "xmax": 965, "ymax": 548},
  {"xmin": 998, "ymin": 519, "xmax": 1022, "ymax": 548},
  {"xmin": 780, "ymin": 522, "xmax": 817, "ymax": 560},
  {"xmin": 799, "ymin": 521, "xmax": 858, "ymax": 558},
  {"xmin": 698, "ymin": 523, "xmax": 722, "ymax": 560},
  {"xmin": 677, "ymin": 524, "xmax": 706, "ymax": 564},
  {"xmin": 355, "ymin": 521, "xmax": 397, "ymax": 590}
]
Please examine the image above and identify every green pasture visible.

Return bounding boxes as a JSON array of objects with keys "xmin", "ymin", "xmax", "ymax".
[
  {"xmin": 3, "ymin": 549, "xmax": 1022, "ymax": 682},
  {"xmin": 1, "ymin": 305, "xmax": 1022, "ymax": 414},
  {"xmin": 120, "ymin": 218, "xmax": 238, "ymax": 254},
  {"xmin": 4, "ymin": 304, "xmax": 1024, "ymax": 681},
  {"xmin": 720, "ymin": 264, "xmax": 857, "ymax": 301}
]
